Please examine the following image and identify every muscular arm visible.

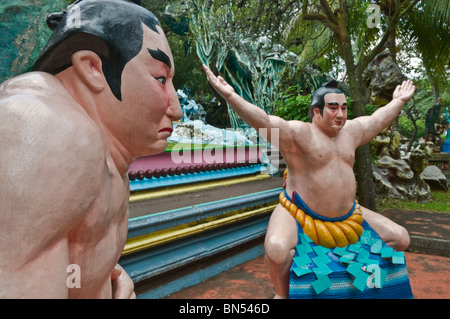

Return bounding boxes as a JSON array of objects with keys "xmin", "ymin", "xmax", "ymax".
[
  {"xmin": 350, "ymin": 80, "xmax": 415, "ymax": 146},
  {"xmin": 203, "ymin": 65, "xmax": 299, "ymax": 150}
]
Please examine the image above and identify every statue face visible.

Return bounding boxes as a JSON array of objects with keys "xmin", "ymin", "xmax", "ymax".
[
  {"xmin": 100, "ymin": 24, "xmax": 182, "ymax": 158},
  {"xmin": 315, "ymin": 93, "xmax": 347, "ymax": 136}
]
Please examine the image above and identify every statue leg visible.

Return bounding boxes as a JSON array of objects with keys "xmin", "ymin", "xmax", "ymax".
[
  {"xmin": 264, "ymin": 204, "xmax": 298, "ymax": 299},
  {"xmin": 361, "ymin": 206, "xmax": 410, "ymax": 251}
]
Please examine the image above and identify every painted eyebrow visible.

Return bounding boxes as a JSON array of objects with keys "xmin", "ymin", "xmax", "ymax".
[
  {"xmin": 147, "ymin": 48, "xmax": 172, "ymax": 70},
  {"xmin": 327, "ymin": 102, "xmax": 348, "ymax": 106}
]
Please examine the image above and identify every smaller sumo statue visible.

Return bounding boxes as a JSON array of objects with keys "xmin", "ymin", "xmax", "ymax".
[
  {"xmin": 204, "ymin": 65, "xmax": 415, "ymax": 299},
  {"xmin": 0, "ymin": 0, "xmax": 182, "ymax": 298}
]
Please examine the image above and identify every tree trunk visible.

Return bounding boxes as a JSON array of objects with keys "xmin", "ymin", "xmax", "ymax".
[
  {"xmin": 348, "ymin": 71, "xmax": 377, "ymax": 211},
  {"xmin": 424, "ymin": 63, "xmax": 440, "ymax": 104},
  {"xmin": 355, "ymin": 146, "xmax": 377, "ymax": 211},
  {"xmin": 407, "ymin": 125, "xmax": 418, "ymax": 153},
  {"xmin": 406, "ymin": 99, "xmax": 418, "ymax": 153}
]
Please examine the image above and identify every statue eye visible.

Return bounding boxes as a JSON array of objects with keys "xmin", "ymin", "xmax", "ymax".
[{"xmin": 155, "ymin": 77, "xmax": 167, "ymax": 85}]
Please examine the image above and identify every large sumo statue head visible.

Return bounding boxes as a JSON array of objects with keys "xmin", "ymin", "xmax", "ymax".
[
  {"xmin": 33, "ymin": 0, "xmax": 181, "ymax": 157},
  {"xmin": 308, "ymin": 80, "xmax": 345, "ymax": 120},
  {"xmin": 33, "ymin": 0, "xmax": 160, "ymax": 101}
]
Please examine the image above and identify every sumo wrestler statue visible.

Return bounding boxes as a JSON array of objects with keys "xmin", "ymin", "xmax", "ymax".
[
  {"xmin": 204, "ymin": 65, "xmax": 415, "ymax": 299},
  {"xmin": 0, "ymin": 0, "xmax": 182, "ymax": 298}
]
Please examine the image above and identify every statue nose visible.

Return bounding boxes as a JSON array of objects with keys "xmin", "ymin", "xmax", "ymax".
[{"xmin": 167, "ymin": 88, "xmax": 183, "ymax": 121}]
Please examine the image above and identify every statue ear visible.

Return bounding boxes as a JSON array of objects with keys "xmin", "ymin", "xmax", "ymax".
[
  {"xmin": 71, "ymin": 50, "xmax": 106, "ymax": 93},
  {"xmin": 313, "ymin": 107, "xmax": 322, "ymax": 118}
]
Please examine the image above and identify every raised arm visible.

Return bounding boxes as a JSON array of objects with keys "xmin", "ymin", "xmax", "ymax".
[
  {"xmin": 203, "ymin": 65, "xmax": 292, "ymax": 146},
  {"xmin": 350, "ymin": 80, "xmax": 416, "ymax": 146}
]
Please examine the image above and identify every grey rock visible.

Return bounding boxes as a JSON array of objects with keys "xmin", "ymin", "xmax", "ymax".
[{"xmin": 420, "ymin": 165, "xmax": 448, "ymax": 191}]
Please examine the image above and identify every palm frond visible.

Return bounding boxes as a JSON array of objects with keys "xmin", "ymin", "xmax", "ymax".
[
  {"xmin": 283, "ymin": 5, "xmax": 335, "ymax": 70},
  {"xmin": 402, "ymin": 0, "xmax": 450, "ymax": 84}
]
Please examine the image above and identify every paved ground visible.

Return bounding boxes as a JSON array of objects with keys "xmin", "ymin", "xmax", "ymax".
[
  {"xmin": 165, "ymin": 251, "xmax": 450, "ymax": 299},
  {"xmin": 380, "ymin": 208, "xmax": 450, "ymax": 258}
]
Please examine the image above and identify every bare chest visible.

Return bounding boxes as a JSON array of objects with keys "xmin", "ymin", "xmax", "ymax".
[{"xmin": 302, "ymin": 133, "xmax": 355, "ymax": 168}]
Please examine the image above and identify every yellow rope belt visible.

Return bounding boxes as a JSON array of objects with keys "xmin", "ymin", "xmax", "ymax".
[{"xmin": 279, "ymin": 192, "xmax": 364, "ymax": 248}]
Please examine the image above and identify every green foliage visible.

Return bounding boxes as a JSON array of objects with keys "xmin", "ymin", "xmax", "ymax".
[
  {"xmin": 398, "ymin": 116, "xmax": 426, "ymax": 139},
  {"xmin": 168, "ymin": 36, "xmax": 210, "ymax": 100},
  {"xmin": 346, "ymin": 102, "xmax": 378, "ymax": 120},
  {"xmin": 274, "ymin": 86, "xmax": 311, "ymax": 122},
  {"xmin": 377, "ymin": 190, "xmax": 450, "ymax": 214},
  {"xmin": 400, "ymin": 0, "xmax": 450, "ymax": 91},
  {"xmin": 395, "ymin": 78, "xmax": 449, "ymax": 141},
  {"xmin": 144, "ymin": 0, "xmax": 449, "ymax": 130}
]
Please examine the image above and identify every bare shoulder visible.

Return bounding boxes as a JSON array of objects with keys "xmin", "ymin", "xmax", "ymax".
[
  {"xmin": 0, "ymin": 73, "xmax": 106, "ymax": 261},
  {"xmin": 1, "ymin": 72, "xmax": 105, "ymax": 167},
  {"xmin": 343, "ymin": 118, "xmax": 364, "ymax": 132},
  {"xmin": 341, "ymin": 118, "xmax": 366, "ymax": 144},
  {"xmin": 294, "ymin": 120, "xmax": 312, "ymax": 133},
  {"xmin": 270, "ymin": 117, "xmax": 310, "ymax": 150},
  {"xmin": 285, "ymin": 120, "xmax": 312, "ymax": 150}
]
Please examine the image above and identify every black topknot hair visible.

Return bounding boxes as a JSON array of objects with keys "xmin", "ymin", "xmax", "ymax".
[
  {"xmin": 33, "ymin": 0, "xmax": 160, "ymax": 101},
  {"xmin": 308, "ymin": 80, "xmax": 345, "ymax": 119}
]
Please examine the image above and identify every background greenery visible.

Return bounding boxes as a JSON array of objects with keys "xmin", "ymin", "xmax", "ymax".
[
  {"xmin": 377, "ymin": 191, "xmax": 450, "ymax": 214},
  {"xmin": 148, "ymin": 1, "xmax": 449, "ymax": 141},
  {"xmin": 59, "ymin": 0, "xmax": 448, "ymax": 140},
  {"xmin": 4, "ymin": 0, "xmax": 448, "ymax": 211}
]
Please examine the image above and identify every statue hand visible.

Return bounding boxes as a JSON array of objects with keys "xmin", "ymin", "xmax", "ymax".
[
  {"xmin": 203, "ymin": 64, "xmax": 235, "ymax": 99},
  {"xmin": 111, "ymin": 264, "xmax": 136, "ymax": 299},
  {"xmin": 393, "ymin": 80, "xmax": 415, "ymax": 103}
]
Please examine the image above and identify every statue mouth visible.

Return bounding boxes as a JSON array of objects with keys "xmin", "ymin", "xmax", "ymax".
[{"xmin": 158, "ymin": 128, "xmax": 173, "ymax": 134}]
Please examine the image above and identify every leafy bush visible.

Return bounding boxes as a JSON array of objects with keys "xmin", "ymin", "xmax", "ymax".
[
  {"xmin": 274, "ymin": 86, "xmax": 311, "ymax": 121},
  {"xmin": 398, "ymin": 115, "xmax": 426, "ymax": 139}
]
